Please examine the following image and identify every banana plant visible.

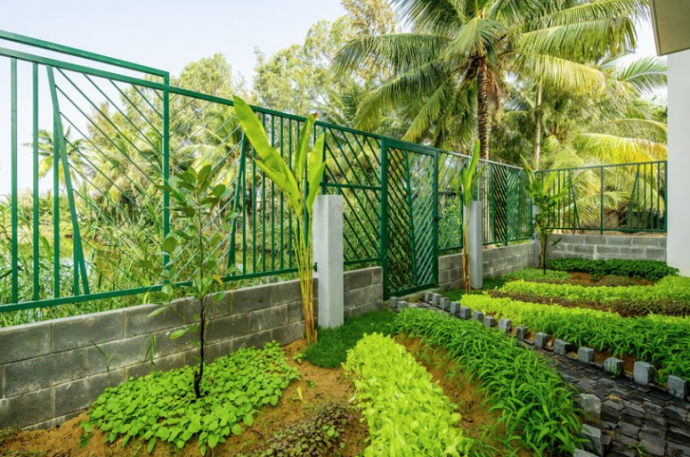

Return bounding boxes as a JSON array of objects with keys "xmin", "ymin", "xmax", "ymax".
[
  {"xmin": 454, "ymin": 141, "xmax": 485, "ymax": 293},
  {"xmin": 523, "ymin": 160, "xmax": 568, "ymax": 274},
  {"xmin": 233, "ymin": 96, "xmax": 326, "ymax": 345}
]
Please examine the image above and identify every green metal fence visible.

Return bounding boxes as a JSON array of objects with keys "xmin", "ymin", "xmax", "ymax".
[
  {"xmin": 538, "ymin": 161, "xmax": 667, "ymax": 234},
  {"xmin": 0, "ymin": 30, "xmax": 547, "ymax": 319}
]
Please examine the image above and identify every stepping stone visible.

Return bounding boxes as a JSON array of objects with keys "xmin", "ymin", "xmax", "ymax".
[
  {"xmin": 472, "ymin": 310, "xmax": 484, "ymax": 322},
  {"xmin": 440, "ymin": 297, "xmax": 450, "ymax": 311},
  {"xmin": 535, "ymin": 332, "xmax": 550, "ymax": 349},
  {"xmin": 554, "ymin": 339, "xmax": 572, "ymax": 356},
  {"xmin": 483, "ymin": 316, "xmax": 496, "ymax": 328},
  {"xmin": 580, "ymin": 394, "xmax": 601, "ymax": 422},
  {"xmin": 633, "ymin": 361, "xmax": 655, "ymax": 386},
  {"xmin": 449, "ymin": 301, "xmax": 459, "ymax": 314},
  {"xmin": 398, "ymin": 301, "xmax": 408, "ymax": 309},
  {"xmin": 581, "ymin": 424, "xmax": 603, "ymax": 456},
  {"xmin": 424, "ymin": 292, "xmax": 433, "ymax": 302},
  {"xmin": 431, "ymin": 293, "xmax": 441, "ymax": 307},
  {"xmin": 389, "ymin": 297, "xmax": 399, "ymax": 309},
  {"xmin": 604, "ymin": 358, "xmax": 624, "ymax": 377},
  {"xmin": 668, "ymin": 375, "xmax": 689, "ymax": 400},
  {"xmin": 515, "ymin": 326, "xmax": 529, "ymax": 340},
  {"xmin": 459, "ymin": 307, "xmax": 472, "ymax": 319},
  {"xmin": 498, "ymin": 318, "xmax": 512, "ymax": 333}
]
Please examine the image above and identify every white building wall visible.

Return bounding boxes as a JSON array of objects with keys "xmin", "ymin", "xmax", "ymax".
[{"xmin": 667, "ymin": 50, "xmax": 690, "ymax": 275}]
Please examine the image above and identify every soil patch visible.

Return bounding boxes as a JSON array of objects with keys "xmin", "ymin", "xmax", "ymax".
[{"xmin": 1, "ymin": 340, "xmax": 367, "ymax": 457}]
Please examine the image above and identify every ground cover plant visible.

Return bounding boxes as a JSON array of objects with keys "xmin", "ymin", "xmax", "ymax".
[
  {"xmin": 391, "ymin": 308, "xmax": 581, "ymax": 456},
  {"xmin": 238, "ymin": 402, "xmax": 355, "ymax": 457},
  {"xmin": 501, "ymin": 276, "xmax": 690, "ymax": 304},
  {"xmin": 462, "ymin": 294, "xmax": 690, "ymax": 382},
  {"xmin": 302, "ymin": 309, "xmax": 394, "ymax": 368},
  {"xmin": 81, "ymin": 342, "xmax": 299, "ymax": 455},
  {"xmin": 546, "ymin": 258, "xmax": 677, "ymax": 281},
  {"xmin": 344, "ymin": 333, "xmax": 472, "ymax": 456},
  {"xmin": 489, "ymin": 289, "xmax": 690, "ymax": 318},
  {"xmin": 503, "ymin": 268, "xmax": 570, "ymax": 283}
]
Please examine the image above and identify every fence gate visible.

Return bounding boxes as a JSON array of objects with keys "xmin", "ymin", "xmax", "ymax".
[{"xmin": 382, "ymin": 140, "xmax": 438, "ymax": 298}]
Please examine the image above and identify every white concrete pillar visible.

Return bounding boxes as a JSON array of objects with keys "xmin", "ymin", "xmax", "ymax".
[
  {"xmin": 312, "ymin": 195, "xmax": 344, "ymax": 328},
  {"xmin": 465, "ymin": 200, "xmax": 483, "ymax": 289},
  {"xmin": 667, "ymin": 50, "xmax": 690, "ymax": 276}
]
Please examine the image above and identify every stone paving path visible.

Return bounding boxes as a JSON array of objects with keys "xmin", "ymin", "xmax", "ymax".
[{"xmin": 404, "ymin": 300, "xmax": 690, "ymax": 457}]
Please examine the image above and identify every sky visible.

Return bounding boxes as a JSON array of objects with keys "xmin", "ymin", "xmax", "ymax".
[{"xmin": 0, "ymin": 1, "xmax": 662, "ymax": 197}]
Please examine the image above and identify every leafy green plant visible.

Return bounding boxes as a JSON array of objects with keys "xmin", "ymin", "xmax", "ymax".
[
  {"xmin": 82, "ymin": 342, "xmax": 299, "ymax": 455},
  {"xmin": 344, "ymin": 333, "xmax": 472, "ymax": 456},
  {"xmin": 547, "ymin": 258, "xmax": 678, "ymax": 281},
  {"xmin": 502, "ymin": 268, "xmax": 570, "ymax": 283},
  {"xmin": 461, "ymin": 294, "xmax": 690, "ymax": 382},
  {"xmin": 501, "ymin": 276, "xmax": 690, "ymax": 304},
  {"xmin": 239, "ymin": 403, "xmax": 354, "ymax": 457},
  {"xmin": 152, "ymin": 164, "xmax": 238, "ymax": 399},
  {"xmin": 234, "ymin": 96, "xmax": 326, "ymax": 345},
  {"xmin": 391, "ymin": 309, "xmax": 582, "ymax": 455},
  {"xmin": 302, "ymin": 309, "xmax": 394, "ymax": 368},
  {"xmin": 454, "ymin": 141, "xmax": 484, "ymax": 292},
  {"xmin": 523, "ymin": 162, "xmax": 568, "ymax": 274}
]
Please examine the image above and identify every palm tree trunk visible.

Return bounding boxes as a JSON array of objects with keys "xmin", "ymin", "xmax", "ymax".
[
  {"xmin": 477, "ymin": 63, "xmax": 490, "ymax": 160},
  {"xmin": 533, "ymin": 82, "xmax": 543, "ymax": 171}
]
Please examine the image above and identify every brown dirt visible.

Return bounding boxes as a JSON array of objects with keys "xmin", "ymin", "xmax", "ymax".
[
  {"xmin": 395, "ymin": 336, "xmax": 531, "ymax": 457},
  {"xmin": 568, "ymin": 272, "xmax": 653, "ymax": 286},
  {"xmin": 1, "ymin": 340, "xmax": 368, "ymax": 457}
]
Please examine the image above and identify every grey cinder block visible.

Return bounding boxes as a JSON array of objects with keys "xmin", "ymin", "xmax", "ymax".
[
  {"xmin": 578, "ymin": 347, "xmax": 595, "ymax": 364},
  {"xmin": 389, "ymin": 297, "xmax": 399, "ymax": 310},
  {"xmin": 0, "ymin": 321, "xmax": 52, "ymax": 365},
  {"xmin": 398, "ymin": 301, "xmax": 408, "ymax": 310},
  {"xmin": 668, "ymin": 376, "xmax": 689, "ymax": 400},
  {"xmin": 633, "ymin": 362, "xmax": 655, "ymax": 386},
  {"xmin": 483, "ymin": 316, "xmax": 496, "ymax": 328},
  {"xmin": 440, "ymin": 297, "xmax": 450, "ymax": 311},
  {"xmin": 472, "ymin": 310, "xmax": 484, "ymax": 322},
  {"xmin": 515, "ymin": 326, "xmax": 529, "ymax": 341},
  {"xmin": 535, "ymin": 332, "xmax": 550, "ymax": 349},
  {"xmin": 581, "ymin": 424, "xmax": 603, "ymax": 456},
  {"xmin": 424, "ymin": 292, "xmax": 433, "ymax": 302},
  {"xmin": 554, "ymin": 339, "xmax": 572, "ymax": 356},
  {"xmin": 431, "ymin": 293, "xmax": 441, "ymax": 307},
  {"xmin": 498, "ymin": 318, "xmax": 512, "ymax": 333},
  {"xmin": 580, "ymin": 394, "xmax": 601, "ymax": 422},
  {"xmin": 459, "ymin": 307, "xmax": 472, "ymax": 319},
  {"xmin": 449, "ymin": 301, "xmax": 459, "ymax": 314},
  {"xmin": 604, "ymin": 358, "xmax": 624, "ymax": 377}
]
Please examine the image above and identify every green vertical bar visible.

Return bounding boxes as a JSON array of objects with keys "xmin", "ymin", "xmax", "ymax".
[
  {"xmin": 227, "ymin": 135, "xmax": 246, "ymax": 272},
  {"xmin": 10, "ymin": 58, "xmax": 18, "ymax": 303},
  {"xmin": 270, "ymin": 115, "xmax": 275, "ymax": 272},
  {"xmin": 279, "ymin": 117, "xmax": 284, "ymax": 270},
  {"xmin": 432, "ymin": 151, "xmax": 439, "ymax": 287},
  {"xmin": 599, "ymin": 167, "xmax": 604, "ymax": 235},
  {"xmin": 664, "ymin": 161, "xmax": 668, "ymax": 232},
  {"xmin": 403, "ymin": 152, "xmax": 417, "ymax": 286},
  {"xmin": 379, "ymin": 140, "xmax": 389, "ymax": 298},
  {"xmin": 32, "ymin": 62, "xmax": 40, "ymax": 301},
  {"xmin": 162, "ymin": 74, "xmax": 170, "ymax": 268},
  {"xmin": 47, "ymin": 66, "xmax": 89, "ymax": 295},
  {"xmin": 53, "ymin": 92, "xmax": 60, "ymax": 298}
]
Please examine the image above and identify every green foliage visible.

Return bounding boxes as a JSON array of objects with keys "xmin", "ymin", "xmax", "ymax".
[
  {"xmin": 344, "ymin": 333, "xmax": 472, "ymax": 456},
  {"xmin": 502, "ymin": 268, "xmax": 570, "ymax": 283},
  {"xmin": 82, "ymin": 342, "xmax": 299, "ymax": 455},
  {"xmin": 239, "ymin": 403, "xmax": 354, "ymax": 457},
  {"xmin": 523, "ymin": 162, "xmax": 567, "ymax": 272},
  {"xmin": 501, "ymin": 276, "xmax": 690, "ymax": 304},
  {"xmin": 302, "ymin": 310, "xmax": 394, "ymax": 368},
  {"xmin": 391, "ymin": 309, "xmax": 581, "ymax": 455},
  {"xmin": 462, "ymin": 294, "xmax": 690, "ymax": 382},
  {"xmin": 547, "ymin": 258, "xmax": 678, "ymax": 281}
]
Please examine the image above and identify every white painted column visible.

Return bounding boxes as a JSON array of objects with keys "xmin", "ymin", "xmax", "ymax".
[
  {"xmin": 312, "ymin": 195, "xmax": 344, "ymax": 328},
  {"xmin": 667, "ymin": 50, "xmax": 690, "ymax": 276},
  {"xmin": 465, "ymin": 200, "xmax": 484, "ymax": 289}
]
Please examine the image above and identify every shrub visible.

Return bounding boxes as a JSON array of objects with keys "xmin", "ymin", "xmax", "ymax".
[
  {"xmin": 503, "ymin": 268, "xmax": 570, "ymax": 282},
  {"xmin": 501, "ymin": 276, "xmax": 690, "ymax": 304},
  {"xmin": 82, "ymin": 342, "xmax": 299, "ymax": 455},
  {"xmin": 391, "ymin": 309, "xmax": 581, "ymax": 455},
  {"xmin": 461, "ymin": 294, "xmax": 690, "ymax": 382},
  {"xmin": 344, "ymin": 333, "xmax": 472, "ymax": 456},
  {"xmin": 546, "ymin": 258, "xmax": 678, "ymax": 281}
]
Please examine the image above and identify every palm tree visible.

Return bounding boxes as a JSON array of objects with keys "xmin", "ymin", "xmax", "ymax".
[
  {"xmin": 25, "ymin": 128, "xmax": 92, "ymax": 184},
  {"xmin": 335, "ymin": 0, "xmax": 647, "ymax": 159}
]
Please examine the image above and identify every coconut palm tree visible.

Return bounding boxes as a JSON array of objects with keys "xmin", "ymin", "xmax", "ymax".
[
  {"xmin": 25, "ymin": 128, "xmax": 92, "ymax": 184},
  {"xmin": 335, "ymin": 0, "xmax": 648, "ymax": 159}
]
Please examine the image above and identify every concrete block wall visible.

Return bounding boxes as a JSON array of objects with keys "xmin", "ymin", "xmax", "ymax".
[
  {"xmin": 547, "ymin": 235, "xmax": 667, "ymax": 262},
  {"xmin": 438, "ymin": 254, "xmax": 463, "ymax": 291},
  {"xmin": 483, "ymin": 242, "xmax": 539, "ymax": 279},
  {"xmin": 0, "ymin": 267, "xmax": 383, "ymax": 430}
]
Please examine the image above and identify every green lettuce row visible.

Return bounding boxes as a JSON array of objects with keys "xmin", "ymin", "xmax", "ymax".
[
  {"xmin": 344, "ymin": 333, "xmax": 472, "ymax": 457},
  {"xmin": 391, "ymin": 309, "xmax": 581, "ymax": 456},
  {"xmin": 501, "ymin": 276, "xmax": 690, "ymax": 303},
  {"xmin": 546, "ymin": 258, "xmax": 677, "ymax": 281},
  {"xmin": 462, "ymin": 294, "xmax": 690, "ymax": 382}
]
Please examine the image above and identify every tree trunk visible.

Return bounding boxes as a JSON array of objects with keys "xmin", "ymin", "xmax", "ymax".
[
  {"xmin": 477, "ymin": 63, "xmax": 490, "ymax": 160},
  {"xmin": 533, "ymin": 82, "xmax": 543, "ymax": 171}
]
